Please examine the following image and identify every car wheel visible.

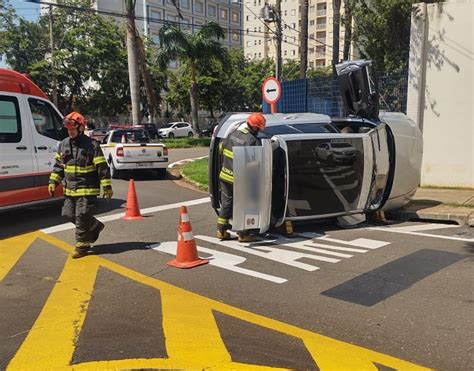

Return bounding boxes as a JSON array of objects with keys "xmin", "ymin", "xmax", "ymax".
[
  {"xmin": 155, "ymin": 168, "xmax": 167, "ymax": 179},
  {"xmin": 168, "ymin": 133, "xmax": 174, "ymax": 139},
  {"xmin": 110, "ymin": 159, "xmax": 120, "ymax": 179},
  {"xmin": 188, "ymin": 131, "xmax": 194, "ymax": 138}
]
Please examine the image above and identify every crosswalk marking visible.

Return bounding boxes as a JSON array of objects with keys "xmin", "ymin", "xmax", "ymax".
[
  {"xmin": 153, "ymin": 242, "xmax": 287, "ymax": 284},
  {"xmin": 379, "ymin": 223, "xmax": 459, "ymax": 232},
  {"xmin": 2, "ymin": 232, "xmax": 428, "ymax": 370},
  {"xmin": 313, "ymin": 235, "xmax": 390, "ymax": 249}
]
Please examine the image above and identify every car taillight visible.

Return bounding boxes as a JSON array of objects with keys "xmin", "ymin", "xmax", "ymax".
[
  {"xmin": 163, "ymin": 147, "xmax": 168, "ymax": 156},
  {"xmin": 116, "ymin": 147, "xmax": 124, "ymax": 157}
]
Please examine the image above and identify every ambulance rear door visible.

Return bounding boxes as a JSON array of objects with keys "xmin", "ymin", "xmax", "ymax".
[{"xmin": 0, "ymin": 94, "xmax": 36, "ymax": 208}]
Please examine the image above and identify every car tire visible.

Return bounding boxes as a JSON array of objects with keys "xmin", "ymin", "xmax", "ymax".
[
  {"xmin": 168, "ymin": 133, "xmax": 174, "ymax": 139},
  {"xmin": 110, "ymin": 159, "xmax": 120, "ymax": 179},
  {"xmin": 155, "ymin": 168, "xmax": 167, "ymax": 179},
  {"xmin": 188, "ymin": 132, "xmax": 193, "ymax": 138}
]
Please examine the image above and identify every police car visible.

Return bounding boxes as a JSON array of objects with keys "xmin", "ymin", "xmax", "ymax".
[
  {"xmin": 0, "ymin": 68, "xmax": 66, "ymax": 211},
  {"xmin": 209, "ymin": 60, "xmax": 423, "ymax": 232},
  {"xmin": 100, "ymin": 127, "xmax": 168, "ymax": 179}
]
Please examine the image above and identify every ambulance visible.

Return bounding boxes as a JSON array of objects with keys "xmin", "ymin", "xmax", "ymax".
[{"xmin": 0, "ymin": 68, "xmax": 67, "ymax": 211}]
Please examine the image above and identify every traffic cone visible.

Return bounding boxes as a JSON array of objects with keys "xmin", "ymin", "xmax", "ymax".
[
  {"xmin": 122, "ymin": 179, "xmax": 144, "ymax": 221},
  {"xmin": 168, "ymin": 206, "xmax": 209, "ymax": 269}
]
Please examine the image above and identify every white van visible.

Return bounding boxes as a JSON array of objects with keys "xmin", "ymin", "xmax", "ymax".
[{"xmin": 0, "ymin": 68, "xmax": 67, "ymax": 210}]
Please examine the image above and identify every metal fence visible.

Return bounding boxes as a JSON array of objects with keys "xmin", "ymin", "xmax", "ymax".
[{"xmin": 262, "ymin": 70, "xmax": 408, "ymax": 116}]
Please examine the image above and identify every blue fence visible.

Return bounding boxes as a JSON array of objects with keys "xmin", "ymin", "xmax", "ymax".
[{"xmin": 263, "ymin": 70, "xmax": 408, "ymax": 116}]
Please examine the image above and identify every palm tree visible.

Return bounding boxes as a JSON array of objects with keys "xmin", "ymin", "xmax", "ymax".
[
  {"xmin": 157, "ymin": 21, "xmax": 229, "ymax": 131},
  {"xmin": 124, "ymin": 0, "xmax": 140, "ymax": 125}
]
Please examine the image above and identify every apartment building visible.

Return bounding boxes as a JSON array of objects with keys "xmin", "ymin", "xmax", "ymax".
[
  {"xmin": 42, "ymin": 0, "xmax": 243, "ymax": 50},
  {"xmin": 243, "ymin": 0, "xmax": 348, "ymax": 69}
]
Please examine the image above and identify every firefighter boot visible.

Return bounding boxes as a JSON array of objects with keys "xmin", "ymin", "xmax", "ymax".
[
  {"xmin": 217, "ymin": 229, "xmax": 231, "ymax": 240},
  {"xmin": 238, "ymin": 234, "xmax": 257, "ymax": 243},
  {"xmin": 90, "ymin": 222, "xmax": 105, "ymax": 244},
  {"xmin": 72, "ymin": 242, "xmax": 90, "ymax": 259}
]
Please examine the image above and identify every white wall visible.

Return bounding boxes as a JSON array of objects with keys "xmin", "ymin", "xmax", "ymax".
[{"xmin": 407, "ymin": 0, "xmax": 473, "ymax": 187}]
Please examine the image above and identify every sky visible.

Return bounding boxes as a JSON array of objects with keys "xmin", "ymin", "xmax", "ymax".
[{"xmin": 8, "ymin": 0, "xmax": 40, "ymax": 22}]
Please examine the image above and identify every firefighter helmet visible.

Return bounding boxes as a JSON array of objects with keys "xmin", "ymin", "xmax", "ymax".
[
  {"xmin": 246, "ymin": 112, "xmax": 266, "ymax": 131},
  {"xmin": 63, "ymin": 112, "xmax": 86, "ymax": 130}
]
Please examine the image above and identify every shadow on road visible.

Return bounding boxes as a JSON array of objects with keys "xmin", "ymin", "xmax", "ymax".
[{"xmin": 89, "ymin": 241, "xmax": 153, "ymax": 255}]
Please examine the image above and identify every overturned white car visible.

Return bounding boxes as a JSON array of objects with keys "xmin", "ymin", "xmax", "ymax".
[{"xmin": 209, "ymin": 60, "xmax": 423, "ymax": 232}]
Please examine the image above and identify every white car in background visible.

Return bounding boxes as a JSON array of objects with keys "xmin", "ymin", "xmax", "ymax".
[{"xmin": 158, "ymin": 122, "xmax": 195, "ymax": 138}]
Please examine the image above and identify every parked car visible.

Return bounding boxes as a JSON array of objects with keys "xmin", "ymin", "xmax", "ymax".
[
  {"xmin": 208, "ymin": 60, "xmax": 423, "ymax": 232},
  {"xmin": 142, "ymin": 123, "xmax": 159, "ymax": 139},
  {"xmin": 200, "ymin": 123, "xmax": 218, "ymax": 137},
  {"xmin": 158, "ymin": 122, "xmax": 195, "ymax": 138},
  {"xmin": 101, "ymin": 127, "xmax": 168, "ymax": 179}
]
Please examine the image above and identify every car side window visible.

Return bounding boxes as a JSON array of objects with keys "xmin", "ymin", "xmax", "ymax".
[
  {"xmin": 0, "ymin": 96, "xmax": 22, "ymax": 143},
  {"xmin": 28, "ymin": 98, "xmax": 65, "ymax": 140}
]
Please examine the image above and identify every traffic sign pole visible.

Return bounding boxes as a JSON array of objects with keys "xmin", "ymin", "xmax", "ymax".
[{"xmin": 271, "ymin": 103, "xmax": 277, "ymax": 113}]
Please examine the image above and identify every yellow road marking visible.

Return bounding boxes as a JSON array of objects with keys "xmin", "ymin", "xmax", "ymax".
[
  {"xmin": 3, "ymin": 232, "xmax": 430, "ymax": 370},
  {"xmin": 0, "ymin": 233, "xmax": 38, "ymax": 281}
]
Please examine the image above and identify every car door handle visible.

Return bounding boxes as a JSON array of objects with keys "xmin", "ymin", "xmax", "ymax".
[
  {"xmin": 16, "ymin": 146, "xmax": 27, "ymax": 150},
  {"xmin": 36, "ymin": 146, "xmax": 48, "ymax": 150}
]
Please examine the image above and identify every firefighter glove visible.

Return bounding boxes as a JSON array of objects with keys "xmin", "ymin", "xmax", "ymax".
[
  {"xmin": 48, "ymin": 183, "xmax": 56, "ymax": 197},
  {"xmin": 102, "ymin": 187, "xmax": 113, "ymax": 199}
]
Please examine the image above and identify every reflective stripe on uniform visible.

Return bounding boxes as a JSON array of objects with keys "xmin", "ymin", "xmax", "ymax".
[
  {"xmin": 219, "ymin": 171, "xmax": 233, "ymax": 183},
  {"xmin": 222, "ymin": 148, "xmax": 233, "ymax": 159},
  {"xmin": 100, "ymin": 178, "xmax": 112, "ymax": 187},
  {"xmin": 54, "ymin": 153, "xmax": 61, "ymax": 161},
  {"xmin": 238, "ymin": 127, "xmax": 249, "ymax": 134},
  {"xmin": 49, "ymin": 173, "xmax": 60, "ymax": 182},
  {"xmin": 64, "ymin": 165, "xmax": 96, "ymax": 174},
  {"xmin": 64, "ymin": 188, "xmax": 100, "ymax": 196},
  {"xmin": 217, "ymin": 217, "xmax": 229, "ymax": 225},
  {"xmin": 93, "ymin": 156, "xmax": 106, "ymax": 166}
]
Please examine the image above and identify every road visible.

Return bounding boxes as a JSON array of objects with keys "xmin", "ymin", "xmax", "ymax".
[{"xmin": 1, "ymin": 148, "xmax": 473, "ymax": 370}]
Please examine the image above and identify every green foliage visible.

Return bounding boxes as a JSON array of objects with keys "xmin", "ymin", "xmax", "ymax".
[
  {"xmin": 161, "ymin": 137, "xmax": 211, "ymax": 148},
  {"xmin": 181, "ymin": 157, "xmax": 209, "ymax": 188},
  {"xmin": 350, "ymin": 0, "xmax": 414, "ymax": 72}
]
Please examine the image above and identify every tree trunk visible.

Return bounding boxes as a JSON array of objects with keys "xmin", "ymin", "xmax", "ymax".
[
  {"xmin": 343, "ymin": 0, "xmax": 352, "ymax": 61},
  {"xmin": 125, "ymin": 1, "xmax": 141, "ymax": 125},
  {"xmin": 137, "ymin": 36, "xmax": 160, "ymax": 121},
  {"xmin": 299, "ymin": 0, "xmax": 309, "ymax": 79},
  {"xmin": 189, "ymin": 62, "xmax": 199, "ymax": 131}
]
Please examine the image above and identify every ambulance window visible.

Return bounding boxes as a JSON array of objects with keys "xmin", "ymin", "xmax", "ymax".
[
  {"xmin": 28, "ymin": 98, "xmax": 65, "ymax": 140},
  {"xmin": 0, "ymin": 96, "xmax": 21, "ymax": 143}
]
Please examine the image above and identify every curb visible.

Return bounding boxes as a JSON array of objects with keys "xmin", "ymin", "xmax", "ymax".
[
  {"xmin": 167, "ymin": 163, "xmax": 208, "ymax": 194},
  {"xmin": 387, "ymin": 203, "xmax": 474, "ymax": 227}
]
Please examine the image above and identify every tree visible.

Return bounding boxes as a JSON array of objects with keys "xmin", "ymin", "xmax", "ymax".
[{"xmin": 157, "ymin": 21, "xmax": 229, "ymax": 131}]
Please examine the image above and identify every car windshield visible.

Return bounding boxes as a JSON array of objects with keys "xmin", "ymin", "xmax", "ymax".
[
  {"xmin": 111, "ymin": 130, "xmax": 150, "ymax": 143},
  {"xmin": 163, "ymin": 123, "xmax": 174, "ymax": 128}
]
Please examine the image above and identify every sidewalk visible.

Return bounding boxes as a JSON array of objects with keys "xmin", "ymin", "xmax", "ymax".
[{"xmin": 386, "ymin": 188, "xmax": 474, "ymax": 227}]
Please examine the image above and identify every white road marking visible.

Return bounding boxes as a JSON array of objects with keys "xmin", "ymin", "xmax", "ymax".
[
  {"xmin": 378, "ymin": 223, "xmax": 459, "ymax": 232},
  {"xmin": 168, "ymin": 156, "xmax": 208, "ymax": 168},
  {"xmin": 367, "ymin": 226, "xmax": 474, "ymax": 242},
  {"xmin": 152, "ymin": 242, "xmax": 287, "ymax": 283},
  {"xmin": 196, "ymin": 235, "xmax": 341, "ymax": 271},
  {"xmin": 312, "ymin": 235, "xmax": 390, "ymax": 249},
  {"xmin": 40, "ymin": 197, "xmax": 210, "ymax": 234}
]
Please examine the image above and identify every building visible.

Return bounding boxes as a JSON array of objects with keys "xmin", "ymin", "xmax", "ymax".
[
  {"xmin": 243, "ymin": 0, "xmax": 348, "ymax": 69},
  {"xmin": 41, "ymin": 0, "xmax": 243, "ymax": 51}
]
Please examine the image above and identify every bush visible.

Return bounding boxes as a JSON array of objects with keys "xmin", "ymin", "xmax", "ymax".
[{"xmin": 158, "ymin": 137, "xmax": 211, "ymax": 148}]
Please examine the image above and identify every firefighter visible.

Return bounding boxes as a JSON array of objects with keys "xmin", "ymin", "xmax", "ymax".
[
  {"xmin": 217, "ymin": 112, "xmax": 266, "ymax": 243},
  {"xmin": 48, "ymin": 112, "xmax": 113, "ymax": 258}
]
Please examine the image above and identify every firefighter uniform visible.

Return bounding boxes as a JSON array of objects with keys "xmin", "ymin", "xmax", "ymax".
[
  {"xmin": 49, "ymin": 133, "xmax": 111, "ymax": 250},
  {"xmin": 217, "ymin": 122, "xmax": 261, "ymax": 238}
]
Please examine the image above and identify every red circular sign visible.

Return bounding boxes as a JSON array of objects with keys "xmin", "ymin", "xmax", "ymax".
[{"xmin": 262, "ymin": 77, "xmax": 281, "ymax": 104}]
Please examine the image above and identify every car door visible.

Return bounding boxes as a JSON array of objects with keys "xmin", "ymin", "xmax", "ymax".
[
  {"xmin": 0, "ymin": 94, "xmax": 36, "ymax": 207},
  {"xmin": 27, "ymin": 97, "xmax": 66, "ymax": 199}
]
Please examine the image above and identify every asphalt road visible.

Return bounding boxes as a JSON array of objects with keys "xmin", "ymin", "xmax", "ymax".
[{"xmin": 1, "ymin": 148, "xmax": 473, "ymax": 370}]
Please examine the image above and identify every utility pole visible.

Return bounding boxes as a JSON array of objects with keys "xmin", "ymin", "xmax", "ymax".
[
  {"xmin": 299, "ymin": 0, "xmax": 309, "ymax": 79},
  {"xmin": 275, "ymin": 0, "xmax": 282, "ymax": 80},
  {"xmin": 125, "ymin": 0, "xmax": 141, "ymax": 125},
  {"xmin": 48, "ymin": 5, "xmax": 58, "ymax": 107},
  {"xmin": 262, "ymin": 1, "xmax": 282, "ymax": 80}
]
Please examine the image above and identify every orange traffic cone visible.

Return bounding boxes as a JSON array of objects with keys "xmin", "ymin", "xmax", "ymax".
[
  {"xmin": 168, "ymin": 206, "xmax": 209, "ymax": 269},
  {"xmin": 122, "ymin": 179, "xmax": 144, "ymax": 221}
]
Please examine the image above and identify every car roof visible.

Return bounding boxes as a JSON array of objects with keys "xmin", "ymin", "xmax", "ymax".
[{"xmin": 0, "ymin": 68, "xmax": 48, "ymax": 99}]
